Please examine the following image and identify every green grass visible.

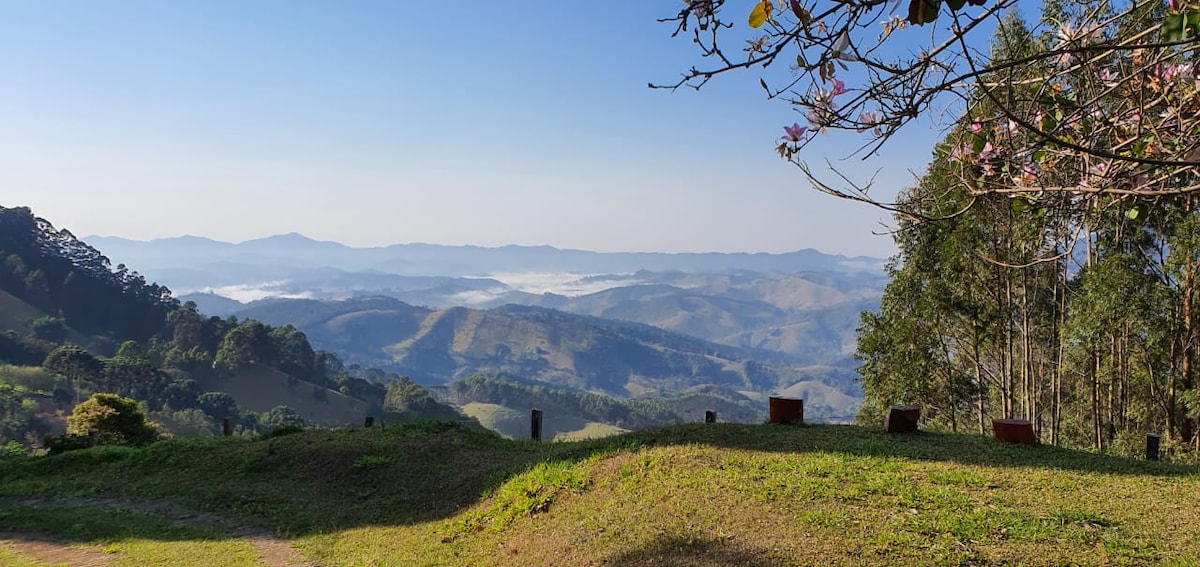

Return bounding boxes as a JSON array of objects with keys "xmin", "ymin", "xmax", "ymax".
[
  {"xmin": 459, "ymin": 401, "xmax": 628, "ymax": 440},
  {"xmin": 206, "ymin": 362, "xmax": 370, "ymax": 426},
  {"xmin": 0, "ymin": 421, "xmax": 1197, "ymax": 566}
]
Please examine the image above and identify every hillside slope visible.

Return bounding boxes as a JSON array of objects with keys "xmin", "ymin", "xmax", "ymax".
[
  {"xmin": 0, "ymin": 423, "xmax": 1194, "ymax": 566},
  {"xmin": 235, "ymin": 297, "xmax": 829, "ymax": 400}
]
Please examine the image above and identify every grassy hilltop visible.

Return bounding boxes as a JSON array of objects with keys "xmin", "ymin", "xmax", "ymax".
[{"xmin": 0, "ymin": 422, "xmax": 1197, "ymax": 566}]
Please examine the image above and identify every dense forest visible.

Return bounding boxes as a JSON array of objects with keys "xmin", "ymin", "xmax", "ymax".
[{"xmin": 855, "ymin": 8, "xmax": 1200, "ymax": 455}]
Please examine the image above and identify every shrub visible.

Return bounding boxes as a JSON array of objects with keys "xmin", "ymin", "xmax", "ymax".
[{"xmin": 65, "ymin": 393, "xmax": 163, "ymax": 447}]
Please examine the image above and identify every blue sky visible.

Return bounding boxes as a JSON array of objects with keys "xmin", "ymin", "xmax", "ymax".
[{"xmin": 0, "ymin": 1, "xmax": 952, "ymax": 258}]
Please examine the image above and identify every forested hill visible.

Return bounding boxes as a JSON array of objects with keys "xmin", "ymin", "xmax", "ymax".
[
  {"xmin": 231, "ymin": 296, "xmax": 856, "ymax": 405},
  {"xmin": 0, "ymin": 206, "xmax": 460, "ymax": 450},
  {"xmin": 0, "ymin": 206, "xmax": 176, "ymax": 342}
]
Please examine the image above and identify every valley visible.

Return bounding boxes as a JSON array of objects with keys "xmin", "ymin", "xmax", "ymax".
[{"xmin": 89, "ymin": 233, "xmax": 884, "ymax": 426}]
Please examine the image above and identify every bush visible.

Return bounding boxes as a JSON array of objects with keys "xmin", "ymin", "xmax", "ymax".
[
  {"xmin": 260, "ymin": 424, "xmax": 306, "ymax": 439},
  {"xmin": 0, "ymin": 439, "xmax": 26, "ymax": 459},
  {"xmin": 66, "ymin": 393, "xmax": 163, "ymax": 447},
  {"xmin": 45, "ymin": 433, "xmax": 95, "ymax": 455}
]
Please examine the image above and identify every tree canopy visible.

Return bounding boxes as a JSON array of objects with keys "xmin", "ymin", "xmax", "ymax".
[{"xmin": 661, "ymin": 1, "xmax": 1200, "ymax": 220}]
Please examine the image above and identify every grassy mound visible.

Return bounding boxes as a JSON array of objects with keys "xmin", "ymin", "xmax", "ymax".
[{"xmin": 0, "ymin": 422, "xmax": 1196, "ymax": 566}]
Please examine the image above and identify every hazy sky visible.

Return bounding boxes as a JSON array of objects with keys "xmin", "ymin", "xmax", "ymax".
[{"xmin": 0, "ymin": 1, "xmax": 956, "ymax": 258}]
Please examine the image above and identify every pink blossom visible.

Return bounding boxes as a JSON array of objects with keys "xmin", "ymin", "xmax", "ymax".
[
  {"xmin": 858, "ymin": 111, "xmax": 881, "ymax": 136},
  {"xmin": 1160, "ymin": 63, "xmax": 1180, "ymax": 83},
  {"xmin": 781, "ymin": 123, "xmax": 808, "ymax": 142},
  {"xmin": 830, "ymin": 77, "xmax": 847, "ymax": 96},
  {"xmin": 978, "ymin": 141, "xmax": 996, "ymax": 161},
  {"xmin": 805, "ymin": 110, "xmax": 825, "ymax": 130},
  {"xmin": 1098, "ymin": 68, "xmax": 1118, "ymax": 88},
  {"xmin": 969, "ymin": 120, "xmax": 983, "ymax": 134},
  {"xmin": 949, "ymin": 143, "xmax": 973, "ymax": 162},
  {"xmin": 1020, "ymin": 164, "xmax": 1038, "ymax": 184}
]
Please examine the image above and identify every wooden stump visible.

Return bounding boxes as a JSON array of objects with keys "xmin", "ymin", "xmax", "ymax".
[
  {"xmin": 704, "ymin": 410, "xmax": 716, "ymax": 424},
  {"xmin": 222, "ymin": 418, "xmax": 234, "ymax": 437},
  {"xmin": 884, "ymin": 405, "xmax": 920, "ymax": 433},
  {"xmin": 768, "ymin": 397, "xmax": 804, "ymax": 424},
  {"xmin": 992, "ymin": 418, "xmax": 1037, "ymax": 444}
]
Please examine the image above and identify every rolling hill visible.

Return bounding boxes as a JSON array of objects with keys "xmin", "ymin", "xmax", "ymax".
[{"xmin": 230, "ymin": 296, "xmax": 847, "ymax": 404}]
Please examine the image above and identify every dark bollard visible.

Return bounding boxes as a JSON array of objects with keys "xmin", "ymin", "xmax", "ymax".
[
  {"xmin": 222, "ymin": 418, "xmax": 233, "ymax": 437},
  {"xmin": 531, "ymin": 409, "xmax": 543, "ymax": 442},
  {"xmin": 364, "ymin": 416, "xmax": 375, "ymax": 428},
  {"xmin": 1146, "ymin": 434, "xmax": 1161, "ymax": 461},
  {"xmin": 705, "ymin": 410, "xmax": 716, "ymax": 423}
]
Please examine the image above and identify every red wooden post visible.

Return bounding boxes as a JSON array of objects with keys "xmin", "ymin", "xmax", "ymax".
[
  {"xmin": 884, "ymin": 405, "xmax": 920, "ymax": 433},
  {"xmin": 992, "ymin": 418, "xmax": 1037, "ymax": 444},
  {"xmin": 768, "ymin": 397, "xmax": 804, "ymax": 424}
]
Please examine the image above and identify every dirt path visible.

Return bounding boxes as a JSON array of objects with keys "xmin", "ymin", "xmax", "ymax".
[
  {"xmin": 0, "ymin": 496, "xmax": 318, "ymax": 567},
  {"xmin": 0, "ymin": 530, "xmax": 113, "ymax": 566}
]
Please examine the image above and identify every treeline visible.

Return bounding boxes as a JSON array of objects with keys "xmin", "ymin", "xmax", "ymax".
[
  {"xmin": 856, "ymin": 11, "xmax": 1200, "ymax": 453},
  {"xmin": 0, "ymin": 206, "xmax": 176, "ymax": 340},
  {"xmin": 0, "ymin": 206, "xmax": 460, "ymax": 449}
]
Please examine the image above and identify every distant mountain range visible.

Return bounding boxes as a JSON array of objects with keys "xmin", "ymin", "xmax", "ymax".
[
  {"xmin": 84, "ymin": 234, "xmax": 886, "ymax": 362},
  {"xmin": 84, "ymin": 233, "xmax": 884, "ymax": 296},
  {"xmin": 83, "ymin": 233, "xmax": 886, "ymax": 419}
]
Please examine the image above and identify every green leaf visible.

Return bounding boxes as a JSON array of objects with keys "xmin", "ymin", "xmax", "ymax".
[
  {"xmin": 1041, "ymin": 113, "xmax": 1057, "ymax": 132},
  {"xmin": 749, "ymin": 1, "xmax": 769, "ymax": 28},
  {"xmin": 1164, "ymin": 13, "xmax": 1186, "ymax": 41},
  {"xmin": 906, "ymin": 0, "xmax": 940, "ymax": 26},
  {"xmin": 971, "ymin": 133, "xmax": 986, "ymax": 154}
]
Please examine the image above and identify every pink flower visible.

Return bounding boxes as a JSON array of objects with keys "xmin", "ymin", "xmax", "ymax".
[
  {"xmin": 978, "ymin": 141, "xmax": 996, "ymax": 161},
  {"xmin": 830, "ymin": 77, "xmax": 847, "ymax": 96},
  {"xmin": 1160, "ymin": 63, "xmax": 1180, "ymax": 82},
  {"xmin": 1098, "ymin": 68, "xmax": 1118, "ymax": 88},
  {"xmin": 949, "ymin": 143, "xmax": 972, "ymax": 162},
  {"xmin": 805, "ymin": 110, "xmax": 825, "ymax": 129},
  {"xmin": 1020, "ymin": 164, "xmax": 1038, "ymax": 184},
  {"xmin": 781, "ymin": 123, "xmax": 808, "ymax": 142},
  {"xmin": 858, "ymin": 111, "xmax": 881, "ymax": 136},
  {"xmin": 969, "ymin": 120, "xmax": 983, "ymax": 133}
]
